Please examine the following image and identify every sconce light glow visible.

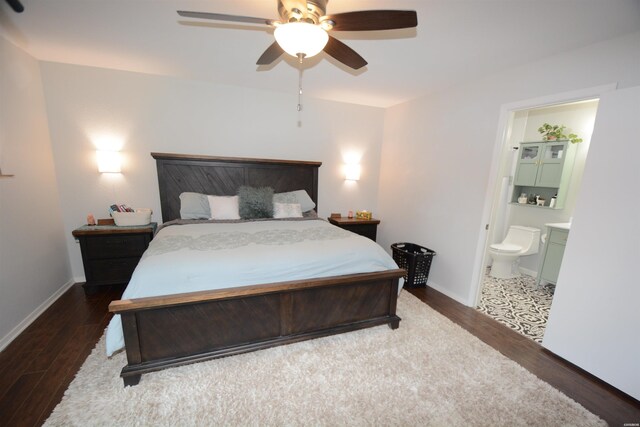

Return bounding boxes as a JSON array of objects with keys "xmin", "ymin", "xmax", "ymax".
[
  {"xmin": 344, "ymin": 164, "xmax": 361, "ymax": 181},
  {"xmin": 93, "ymin": 134, "xmax": 124, "ymax": 151},
  {"xmin": 97, "ymin": 150, "xmax": 122, "ymax": 173}
]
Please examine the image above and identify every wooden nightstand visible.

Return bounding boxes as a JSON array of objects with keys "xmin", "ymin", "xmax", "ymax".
[
  {"xmin": 72, "ymin": 223, "xmax": 157, "ymax": 294},
  {"xmin": 327, "ymin": 217, "xmax": 380, "ymax": 241}
]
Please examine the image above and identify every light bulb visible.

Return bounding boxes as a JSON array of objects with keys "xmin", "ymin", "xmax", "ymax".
[{"xmin": 274, "ymin": 22, "xmax": 329, "ymax": 58}]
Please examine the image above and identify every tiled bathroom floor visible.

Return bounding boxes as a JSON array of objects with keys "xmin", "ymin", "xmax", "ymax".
[{"xmin": 477, "ymin": 273, "xmax": 555, "ymax": 343}]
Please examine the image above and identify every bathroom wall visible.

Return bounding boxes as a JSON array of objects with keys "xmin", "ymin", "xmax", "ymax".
[
  {"xmin": 487, "ymin": 111, "xmax": 528, "ymax": 252},
  {"xmin": 502, "ymin": 100, "xmax": 599, "ymax": 273}
]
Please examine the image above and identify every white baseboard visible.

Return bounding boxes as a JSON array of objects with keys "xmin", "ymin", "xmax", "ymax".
[
  {"xmin": 424, "ymin": 280, "xmax": 469, "ymax": 306},
  {"xmin": 0, "ymin": 279, "xmax": 76, "ymax": 352}
]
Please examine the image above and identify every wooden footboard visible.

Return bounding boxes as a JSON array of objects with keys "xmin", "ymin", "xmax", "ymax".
[{"xmin": 109, "ymin": 269, "xmax": 405, "ymax": 386}]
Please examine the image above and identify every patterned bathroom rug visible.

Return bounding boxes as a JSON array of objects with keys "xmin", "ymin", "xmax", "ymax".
[{"xmin": 477, "ymin": 274, "xmax": 555, "ymax": 343}]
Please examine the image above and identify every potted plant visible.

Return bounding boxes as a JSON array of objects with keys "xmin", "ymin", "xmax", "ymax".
[{"xmin": 537, "ymin": 123, "xmax": 583, "ymax": 144}]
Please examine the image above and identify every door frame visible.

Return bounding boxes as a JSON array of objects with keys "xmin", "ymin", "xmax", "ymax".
[{"xmin": 468, "ymin": 83, "xmax": 618, "ymax": 307}]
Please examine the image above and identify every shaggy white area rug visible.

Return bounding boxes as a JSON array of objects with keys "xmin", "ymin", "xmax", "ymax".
[{"xmin": 45, "ymin": 292, "xmax": 604, "ymax": 426}]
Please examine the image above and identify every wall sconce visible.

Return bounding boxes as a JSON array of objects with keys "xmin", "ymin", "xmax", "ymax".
[
  {"xmin": 97, "ymin": 150, "xmax": 122, "ymax": 173},
  {"xmin": 344, "ymin": 164, "xmax": 361, "ymax": 181}
]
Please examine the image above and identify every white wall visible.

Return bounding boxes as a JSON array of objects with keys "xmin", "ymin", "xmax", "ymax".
[
  {"xmin": 378, "ymin": 31, "xmax": 640, "ymax": 398},
  {"xmin": 0, "ymin": 37, "xmax": 71, "ymax": 349},
  {"xmin": 505, "ymin": 100, "xmax": 599, "ymax": 272},
  {"xmin": 39, "ymin": 63, "xmax": 386, "ymax": 280},
  {"xmin": 378, "ymin": 31, "xmax": 640, "ymax": 304},
  {"xmin": 543, "ymin": 85, "xmax": 640, "ymax": 400}
]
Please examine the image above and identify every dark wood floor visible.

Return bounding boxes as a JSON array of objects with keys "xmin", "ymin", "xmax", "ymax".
[
  {"xmin": 0, "ymin": 284, "xmax": 125, "ymax": 427},
  {"xmin": 0, "ymin": 284, "xmax": 638, "ymax": 426}
]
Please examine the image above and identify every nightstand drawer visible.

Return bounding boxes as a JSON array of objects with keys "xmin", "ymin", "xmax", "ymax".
[
  {"xmin": 73, "ymin": 223, "xmax": 156, "ymax": 293},
  {"xmin": 343, "ymin": 224, "xmax": 377, "ymax": 241},
  {"xmin": 327, "ymin": 217, "xmax": 380, "ymax": 242},
  {"xmin": 85, "ymin": 234, "xmax": 148, "ymax": 259},
  {"xmin": 86, "ymin": 258, "xmax": 139, "ymax": 284}
]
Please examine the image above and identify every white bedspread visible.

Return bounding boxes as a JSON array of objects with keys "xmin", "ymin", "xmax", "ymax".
[{"xmin": 105, "ymin": 219, "xmax": 401, "ymax": 356}]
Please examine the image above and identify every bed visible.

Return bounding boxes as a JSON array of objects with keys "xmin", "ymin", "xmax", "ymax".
[{"xmin": 108, "ymin": 153, "xmax": 405, "ymax": 386}]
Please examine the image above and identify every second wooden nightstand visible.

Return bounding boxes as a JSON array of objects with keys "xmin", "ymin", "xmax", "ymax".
[
  {"xmin": 327, "ymin": 217, "xmax": 380, "ymax": 241},
  {"xmin": 72, "ymin": 223, "xmax": 157, "ymax": 294}
]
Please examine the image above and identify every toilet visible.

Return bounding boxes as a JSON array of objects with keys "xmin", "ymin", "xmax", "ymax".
[{"xmin": 488, "ymin": 225, "xmax": 541, "ymax": 279}]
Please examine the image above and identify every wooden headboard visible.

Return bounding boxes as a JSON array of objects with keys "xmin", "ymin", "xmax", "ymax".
[{"xmin": 151, "ymin": 152, "xmax": 322, "ymax": 222}]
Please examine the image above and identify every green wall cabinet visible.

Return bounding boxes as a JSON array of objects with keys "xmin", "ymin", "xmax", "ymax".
[{"xmin": 512, "ymin": 141, "xmax": 576, "ymax": 209}]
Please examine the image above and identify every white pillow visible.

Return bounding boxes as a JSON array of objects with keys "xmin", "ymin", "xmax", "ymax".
[
  {"xmin": 207, "ymin": 195, "xmax": 240, "ymax": 220},
  {"xmin": 273, "ymin": 202, "xmax": 303, "ymax": 219}
]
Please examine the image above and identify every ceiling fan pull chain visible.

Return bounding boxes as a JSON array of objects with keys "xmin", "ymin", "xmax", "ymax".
[{"xmin": 297, "ymin": 67, "xmax": 303, "ymax": 112}]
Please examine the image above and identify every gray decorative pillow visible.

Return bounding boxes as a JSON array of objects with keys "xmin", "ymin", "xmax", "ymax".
[
  {"xmin": 273, "ymin": 191, "xmax": 298, "ymax": 204},
  {"xmin": 179, "ymin": 192, "xmax": 210, "ymax": 219},
  {"xmin": 238, "ymin": 186, "xmax": 274, "ymax": 219},
  {"xmin": 273, "ymin": 190, "xmax": 316, "ymax": 212},
  {"xmin": 303, "ymin": 209, "xmax": 318, "ymax": 218},
  {"xmin": 273, "ymin": 202, "xmax": 303, "ymax": 219}
]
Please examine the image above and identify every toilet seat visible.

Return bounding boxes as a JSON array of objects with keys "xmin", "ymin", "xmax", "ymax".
[{"xmin": 489, "ymin": 243, "xmax": 522, "ymax": 254}]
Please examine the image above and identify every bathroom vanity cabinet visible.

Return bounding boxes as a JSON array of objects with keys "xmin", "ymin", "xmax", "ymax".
[
  {"xmin": 511, "ymin": 141, "xmax": 576, "ymax": 209},
  {"xmin": 536, "ymin": 224, "xmax": 570, "ymax": 285}
]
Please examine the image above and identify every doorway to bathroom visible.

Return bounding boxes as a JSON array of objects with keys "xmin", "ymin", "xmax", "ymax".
[{"xmin": 474, "ymin": 97, "xmax": 600, "ymax": 343}]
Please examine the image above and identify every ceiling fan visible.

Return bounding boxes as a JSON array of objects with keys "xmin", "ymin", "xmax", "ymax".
[{"xmin": 177, "ymin": 0, "xmax": 417, "ymax": 70}]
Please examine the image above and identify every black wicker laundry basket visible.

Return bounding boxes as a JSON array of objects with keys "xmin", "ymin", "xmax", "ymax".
[{"xmin": 391, "ymin": 243, "xmax": 436, "ymax": 288}]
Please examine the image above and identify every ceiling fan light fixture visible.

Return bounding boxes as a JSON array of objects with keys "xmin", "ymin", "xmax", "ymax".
[{"xmin": 274, "ymin": 22, "xmax": 328, "ymax": 59}]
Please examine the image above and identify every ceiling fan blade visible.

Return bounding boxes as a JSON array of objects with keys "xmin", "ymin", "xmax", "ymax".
[
  {"xmin": 256, "ymin": 42, "xmax": 285, "ymax": 65},
  {"xmin": 177, "ymin": 10, "xmax": 274, "ymax": 26},
  {"xmin": 325, "ymin": 10, "xmax": 417, "ymax": 31},
  {"xmin": 323, "ymin": 36, "xmax": 367, "ymax": 70},
  {"xmin": 5, "ymin": 0, "xmax": 24, "ymax": 13}
]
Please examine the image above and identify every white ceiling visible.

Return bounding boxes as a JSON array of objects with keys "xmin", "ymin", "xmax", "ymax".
[{"xmin": 1, "ymin": 0, "xmax": 639, "ymax": 108}]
